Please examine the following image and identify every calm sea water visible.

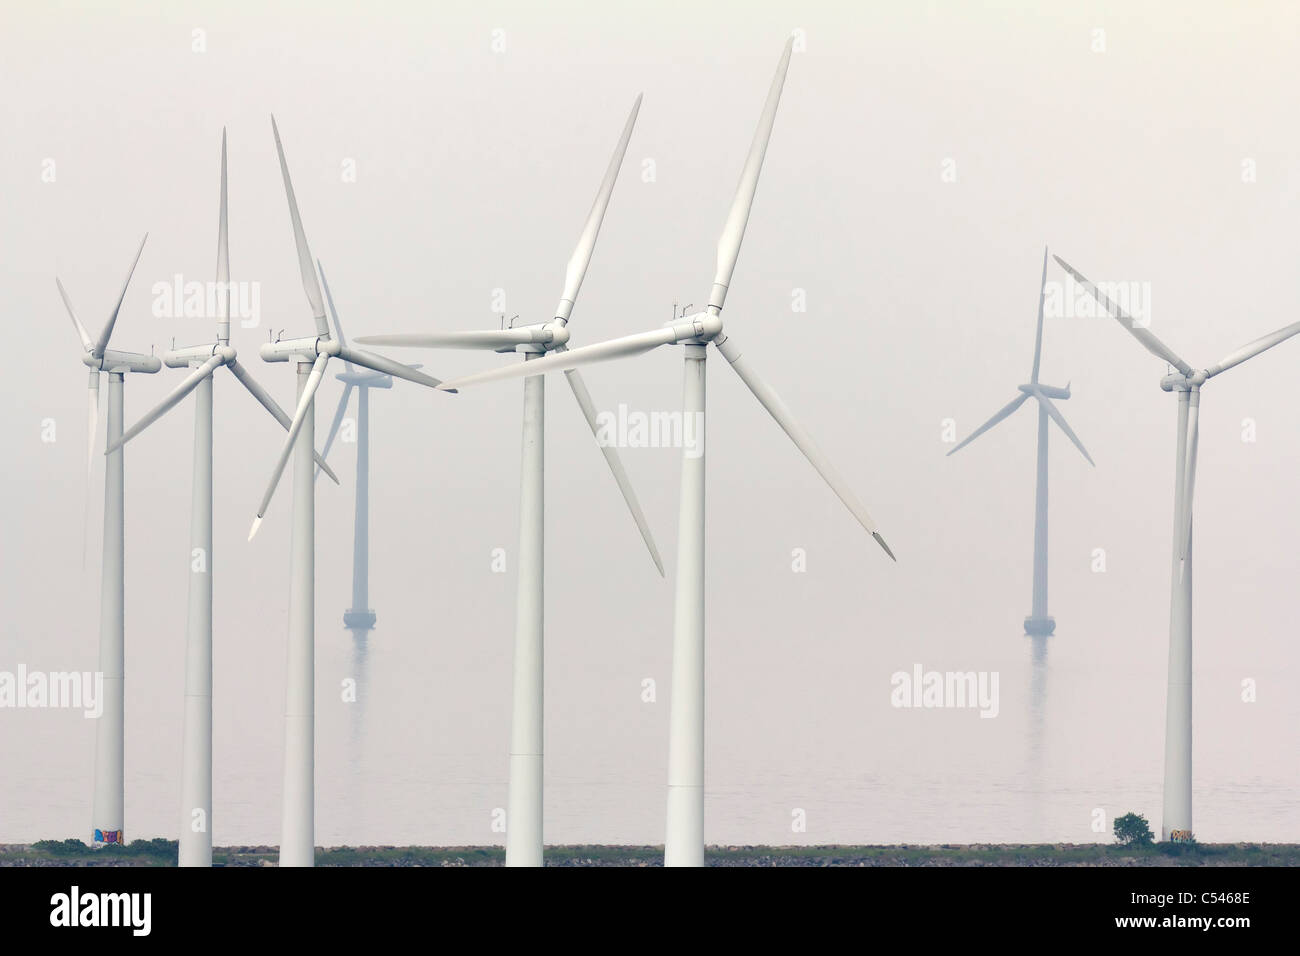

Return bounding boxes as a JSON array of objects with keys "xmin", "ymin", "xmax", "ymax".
[{"xmin": 2, "ymin": 625, "xmax": 1295, "ymax": 848}]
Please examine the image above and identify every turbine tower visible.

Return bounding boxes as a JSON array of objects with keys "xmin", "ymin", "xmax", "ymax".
[
  {"xmin": 105, "ymin": 131, "xmax": 338, "ymax": 866},
  {"xmin": 947, "ymin": 246, "xmax": 1094, "ymax": 637},
  {"xmin": 57, "ymin": 234, "xmax": 160, "ymax": 846},
  {"xmin": 435, "ymin": 39, "xmax": 894, "ymax": 867},
  {"xmin": 357, "ymin": 94, "xmax": 663, "ymax": 867},
  {"xmin": 1055, "ymin": 254, "xmax": 1300, "ymax": 841},
  {"xmin": 250, "ymin": 116, "xmax": 449, "ymax": 866}
]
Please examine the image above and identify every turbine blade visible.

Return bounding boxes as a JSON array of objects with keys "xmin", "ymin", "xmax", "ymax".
[
  {"xmin": 564, "ymin": 364, "xmax": 664, "ymax": 575},
  {"xmin": 1036, "ymin": 394, "xmax": 1094, "ymax": 466},
  {"xmin": 217, "ymin": 129, "xmax": 229, "ymax": 284},
  {"xmin": 554, "ymin": 93, "xmax": 641, "ymax": 322},
  {"xmin": 216, "ymin": 129, "xmax": 230, "ymax": 338},
  {"xmin": 316, "ymin": 259, "xmax": 351, "ymax": 358},
  {"xmin": 1053, "ymin": 255, "xmax": 1192, "ymax": 376},
  {"xmin": 106, "ymin": 354, "xmax": 224, "ymax": 453},
  {"xmin": 355, "ymin": 329, "xmax": 551, "ymax": 350},
  {"xmin": 270, "ymin": 115, "xmax": 328, "ymax": 337},
  {"xmin": 56, "ymin": 278, "xmax": 93, "ymax": 351},
  {"xmin": 1180, "ymin": 392, "xmax": 1200, "ymax": 559},
  {"xmin": 711, "ymin": 38, "xmax": 794, "ymax": 312},
  {"xmin": 251, "ymin": 353, "xmax": 329, "ymax": 532},
  {"xmin": 93, "ymin": 233, "xmax": 148, "ymax": 356},
  {"xmin": 315, "ymin": 382, "xmax": 354, "ymax": 482},
  {"xmin": 86, "ymin": 371, "xmax": 99, "ymax": 476},
  {"xmin": 714, "ymin": 333, "xmax": 894, "ymax": 560},
  {"xmin": 1204, "ymin": 320, "xmax": 1300, "ymax": 379},
  {"xmin": 228, "ymin": 358, "xmax": 339, "ymax": 484},
  {"xmin": 945, "ymin": 393, "xmax": 1029, "ymax": 456},
  {"xmin": 436, "ymin": 325, "xmax": 682, "ymax": 392},
  {"xmin": 228, "ymin": 357, "xmax": 288, "ymax": 424},
  {"xmin": 1030, "ymin": 245, "xmax": 1048, "ymax": 384},
  {"xmin": 335, "ymin": 345, "xmax": 446, "ymax": 390}
]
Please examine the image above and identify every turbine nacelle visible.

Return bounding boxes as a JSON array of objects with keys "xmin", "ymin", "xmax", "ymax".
[
  {"xmin": 83, "ymin": 349, "xmax": 161, "ymax": 374},
  {"xmin": 1018, "ymin": 383, "xmax": 1070, "ymax": 400},
  {"xmin": 665, "ymin": 310, "xmax": 723, "ymax": 344},
  {"xmin": 260, "ymin": 335, "xmax": 332, "ymax": 363},
  {"xmin": 164, "ymin": 343, "xmax": 237, "ymax": 368}
]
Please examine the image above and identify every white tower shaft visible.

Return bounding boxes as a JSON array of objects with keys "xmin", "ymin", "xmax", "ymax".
[
  {"xmin": 1162, "ymin": 389, "xmax": 1193, "ymax": 840},
  {"xmin": 91, "ymin": 372, "xmax": 126, "ymax": 845},
  {"xmin": 506, "ymin": 359, "xmax": 545, "ymax": 867},
  {"xmin": 1029, "ymin": 402, "xmax": 1050, "ymax": 623},
  {"xmin": 280, "ymin": 361, "xmax": 316, "ymax": 866},
  {"xmin": 350, "ymin": 386, "xmax": 371, "ymax": 620},
  {"xmin": 665, "ymin": 343, "xmax": 708, "ymax": 867},
  {"xmin": 178, "ymin": 373, "xmax": 214, "ymax": 865}
]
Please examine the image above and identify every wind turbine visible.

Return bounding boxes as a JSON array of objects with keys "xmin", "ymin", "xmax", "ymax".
[
  {"xmin": 312, "ymin": 260, "xmax": 416, "ymax": 637},
  {"xmin": 434, "ymin": 39, "xmax": 894, "ymax": 867},
  {"xmin": 1054, "ymin": 254, "xmax": 1300, "ymax": 842},
  {"xmin": 947, "ymin": 246, "xmax": 1094, "ymax": 637},
  {"xmin": 356, "ymin": 93, "xmax": 663, "ymax": 867},
  {"xmin": 250, "ymin": 116, "xmax": 448, "ymax": 867},
  {"xmin": 104, "ymin": 131, "xmax": 339, "ymax": 866},
  {"xmin": 56, "ymin": 233, "xmax": 160, "ymax": 847}
]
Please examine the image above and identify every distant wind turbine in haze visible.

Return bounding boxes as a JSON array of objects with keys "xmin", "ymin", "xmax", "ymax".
[
  {"xmin": 57, "ymin": 233, "xmax": 159, "ymax": 848},
  {"xmin": 433, "ymin": 39, "xmax": 895, "ymax": 867},
  {"xmin": 357, "ymin": 93, "xmax": 663, "ymax": 867},
  {"xmin": 312, "ymin": 260, "xmax": 421, "ymax": 638},
  {"xmin": 1055, "ymin": 253, "xmax": 1300, "ymax": 842},
  {"xmin": 947, "ymin": 246, "xmax": 1093, "ymax": 637},
  {"xmin": 105, "ymin": 131, "xmax": 338, "ymax": 865}
]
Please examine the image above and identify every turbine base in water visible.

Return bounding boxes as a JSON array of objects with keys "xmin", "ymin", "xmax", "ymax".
[
  {"xmin": 343, "ymin": 609, "xmax": 376, "ymax": 631},
  {"xmin": 1024, "ymin": 615, "xmax": 1055, "ymax": 637}
]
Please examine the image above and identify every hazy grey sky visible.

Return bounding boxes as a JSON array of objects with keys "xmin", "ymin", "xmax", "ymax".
[{"xmin": 2, "ymin": 1, "xmax": 1297, "ymax": 846}]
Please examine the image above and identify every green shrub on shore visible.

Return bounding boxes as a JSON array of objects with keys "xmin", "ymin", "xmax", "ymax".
[{"xmin": 1113, "ymin": 813, "xmax": 1155, "ymax": 847}]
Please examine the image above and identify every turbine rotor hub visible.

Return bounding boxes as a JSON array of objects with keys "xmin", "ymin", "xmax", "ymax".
[
  {"xmin": 495, "ymin": 319, "xmax": 569, "ymax": 353},
  {"xmin": 665, "ymin": 310, "xmax": 723, "ymax": 345},
  {"xmin": 1161, "ymin": 369, "xmax": 1208, "ymax": 391}
]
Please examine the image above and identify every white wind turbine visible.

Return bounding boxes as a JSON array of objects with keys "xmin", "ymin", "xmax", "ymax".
[
  {"xmin": 56, "ymin": 233, "xmax": 160, "ymax": 847},
  {"xmin": 947, "ymin": 246, "xmax": 1093, "ymax": 637},
  {"xmin": 104, "ymin": 130, "xmax": 339, "ymax": 866},
  {"xmin": 434, "ymin": 39, "xmax": 894, "ymax": 867},
  {"xmin": 1055, "ymin": 254, "xmax": 1300, "ymax": 842},
  {"xmin": 250, "ymin": 116, "xmax": 450, "ymax": 867},
  {"xmin": 356, "ymin": 93, "xmax": 663, "ymax": 867}
]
